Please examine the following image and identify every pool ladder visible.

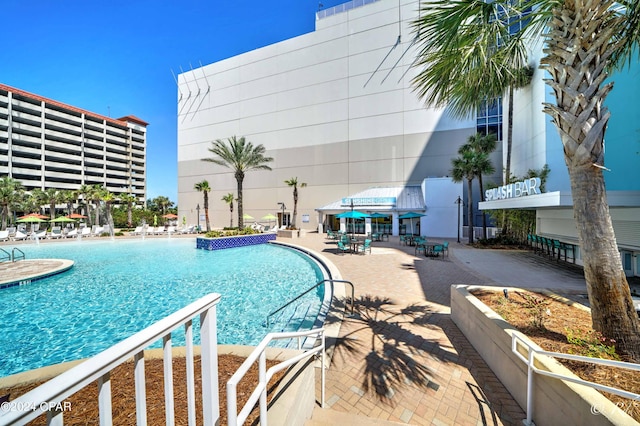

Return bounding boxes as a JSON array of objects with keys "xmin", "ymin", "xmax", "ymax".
[
  {"xmin": 0, "ymin": 247, "xmax": 24, "ymax": 263},
  {"xmin": 265, "ymin": 279, "xmax": 355, "ymax": 330}
]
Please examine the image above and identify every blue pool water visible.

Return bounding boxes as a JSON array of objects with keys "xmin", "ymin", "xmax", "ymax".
[{"xmin": 0, "ymin": 238, "xmax": 325, "ymax": 378}]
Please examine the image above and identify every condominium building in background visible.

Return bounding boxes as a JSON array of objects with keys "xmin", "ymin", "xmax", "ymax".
[{"xmin": 0, "ymin": 83, "xmax": 147, "ymax": 202}]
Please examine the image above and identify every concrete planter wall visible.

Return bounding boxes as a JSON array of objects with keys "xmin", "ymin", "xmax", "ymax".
[
  {"xmin": 277, "ymin": 229, "xmax": 300, "ymax": 238},
  {"xmin": 451, "ymin": 285, "xmax": 638, "ymax": 426}
]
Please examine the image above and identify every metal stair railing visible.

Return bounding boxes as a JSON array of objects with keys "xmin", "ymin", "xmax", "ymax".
[
  {"xmin": 265, "ymin": 279, "xmax": 354, "ymax": 328},
  {"xmin": 12, "ymin": 247, "xmax": 25, "ymax": 262},
  {"xmin": 0, "ymin": 248, "xmax": 10, "ymax": 263}
]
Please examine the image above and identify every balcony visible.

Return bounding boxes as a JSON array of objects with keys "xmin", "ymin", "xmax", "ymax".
[
  {"xmin": 44, "ymin": 106, "xmax": 83, "ymax": 126},
  {"xmin": 11, "ymin": 145, "xmax": 42, "ymax": 158}
]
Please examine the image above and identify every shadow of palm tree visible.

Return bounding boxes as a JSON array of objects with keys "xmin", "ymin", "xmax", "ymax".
[{"xmin": 326, "ymin": 294, "xmax": 443, "ymax": 402}]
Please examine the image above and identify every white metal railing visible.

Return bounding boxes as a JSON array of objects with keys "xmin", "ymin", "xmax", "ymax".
[
  {"xmin": 512, "ymin": 333, "xmax": 640, "ymax": 426},
  {"xmin": 0, "ymin": 293, "xmax": 222, "ymax": 426},
  {"xmin": 227, "ymin": 328, "xmax": 326, "ymax": 426},
  {"xmin": 316, "ymin": 0, "xmax": 379, "ymax": 20}
]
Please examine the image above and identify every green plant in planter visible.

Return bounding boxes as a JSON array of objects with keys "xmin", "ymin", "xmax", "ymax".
[{"xmin": 565, "ymin": 328, "xmax": 619, "ymax": 360}]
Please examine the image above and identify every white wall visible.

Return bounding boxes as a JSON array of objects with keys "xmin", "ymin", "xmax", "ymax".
[{"xmin": 423, "ymin": 177, "xmax": 463, "ymax": 238}]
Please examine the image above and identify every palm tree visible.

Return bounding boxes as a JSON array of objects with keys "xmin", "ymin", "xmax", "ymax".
[
  {"xmin": 451, "ymin": 148, "xmax": 486, "ymax": 244},
  {"xmin": 222, "ymin": 193, "xmax": 235, "ymax": 228},
  {"xmin": 59, "ymin": 190, "xmax": 77, "ymax": 217},
  {"xmin": 43, "ymin": 188, "xmax": 60, "ymax": 220},
  {"xmin": 202, "ymin": 136, "xmax": 273, "ymax": 229},
  {"xmin": 0, "ymin": 177, "xmax": 24, "ymax": 229},
  {"xmin": 101, "ymin": 189, "xmax": 116, "ymax": 232},
  {"xmin": 121, "ymin": 194, "xmax": 137, "ymax": 227},
  {"xmin": 77, "ymin": 184, "xmax": 93, "ymax": 225},
  {"xmin": 411, "ymin": 0, "xmax": 532, "ymax": 187},
  {"xmin": 461, "ymin": 133, "xmax": 497, "ymax": 239},
  {"xmin": 89, "ymin": 185, "xmax": 103, "ymax": 227},
  {"xmin": 194, "ymin": 180, "xmax": 212, "ymax": 232},
  {"xmin": 152, "ymin": 196, "xmax": 172, "ymax": 216},
  {"xmin": 284, "ymin": 178, "xmax": 307, "ymax": 229},
  {"xmin": 412, "ymin": 0, "xmax": 640, "ymax": 357}
]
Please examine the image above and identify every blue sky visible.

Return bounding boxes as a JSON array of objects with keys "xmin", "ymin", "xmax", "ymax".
[{"xmin": 1, "ymin": 0, "xmax": 348, "ymax": 203}]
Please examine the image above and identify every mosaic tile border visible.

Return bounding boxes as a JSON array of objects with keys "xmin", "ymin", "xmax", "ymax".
[{"xmin": 196, "ymin": 233, "xmax": 277, "ymax": 251}]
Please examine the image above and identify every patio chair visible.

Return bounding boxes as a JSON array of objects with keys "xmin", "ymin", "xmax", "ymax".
[
  {"xmin": 415, "ymin": 244, "xmax": 427, "ymax": 256},
  {"xmin": 442, "ymin": 241, "xmax": 449, "ymax": 257},
  {"xmin": 432, "ymin": 244, "xmax": 444, "ymax": 258},
  {"xmin": 326, "ymin": 229, "xmax": 338, "ymax": 240},
  {"xmin": 336, "ymin": 241, "xmax": 351, "ymax": 255},
  {"xmin": 357, "ymin": 239, "xmax": 372, "ymax": 255}
]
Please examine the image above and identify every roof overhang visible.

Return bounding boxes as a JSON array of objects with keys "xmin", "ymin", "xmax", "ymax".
[{"xmin": 479, "ymin": 190, "xmax": 640, "ymax": 210}]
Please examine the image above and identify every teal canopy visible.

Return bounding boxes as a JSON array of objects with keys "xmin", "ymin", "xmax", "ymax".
[{"xmin": 336, "ymin": 210, "xmax": 370, "ymax": 219}]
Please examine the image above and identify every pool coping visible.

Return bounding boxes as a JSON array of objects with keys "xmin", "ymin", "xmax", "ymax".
[{"xmin": 0, "ymin": 259, "xmax": 74, "ymax": 289}]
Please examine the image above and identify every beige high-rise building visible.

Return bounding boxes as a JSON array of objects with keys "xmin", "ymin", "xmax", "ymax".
[{"xmin": 0, "ymin": 83, "xmax": 147, "ymax": 202}]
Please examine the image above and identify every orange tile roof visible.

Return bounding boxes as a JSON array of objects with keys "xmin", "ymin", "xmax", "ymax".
[{"xmin": 0, "ymin": 83, "xmax": 147, "ymax": 128}]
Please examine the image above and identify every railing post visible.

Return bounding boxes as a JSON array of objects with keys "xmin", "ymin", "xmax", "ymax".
[
  {"xmin": 163, "ymin": 335, "xmax": 175, "ymax": 426},
  {"xmin": 98, "ymin": 372, "xmax": 113, "ymax": 426},
  {"xmin": 201, "ymin": 306, "xmax": 220, "ymax": 426},
  {"xmin": 526, "ymin": 348, "xmax": 535, "ymax": 426},
  {"xmin": 259, "ymin": 351, "xmax": 268, "ymax": 425},
  {"xmin": 185, "ymin": 320, "xmax": 197, "ymax": 426},
  {"xmin": 134, "ymin": 351, "xmax": 147, "ymax": 426},
  {"xmin": 321, "ymin": 332, "xmax": 326, "ymax": 408}
]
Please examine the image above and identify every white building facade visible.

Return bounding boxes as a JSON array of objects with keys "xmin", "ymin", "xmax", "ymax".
[
  {"xmin": 0, "ymin": 84, "xmax": 148, "ymax": 202},
  {"xmin": 177, "ymin": 0, "xmax": 492, "ymax": 234}
]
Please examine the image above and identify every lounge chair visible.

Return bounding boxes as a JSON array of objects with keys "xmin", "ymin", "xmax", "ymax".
[
  {"xmin": 131, "ymin": 226, "xmax": 143, "ymax": 236},
  {"xmin": 13, "ymin": 231, "xmax": 28, "ymax": 241},
  {"xmin": 49, "ymin": 227, "xmax": 63, "ymax": 239},
  {"xmin": 66, "ymin": 228, "xmax": 78, "ymax": 238},
  {"xmin": 91, "ymin": 226, "xmax": 104, "ymax": 237},
  {"xmin": 0, "ymin": 230, "xmax": 9, "ymax": 242},
  {"xmin": 81, "ymin": 227, "xmax": 92, "ymax": 237},
  {"xmin": 166, "ymin": 226, "xmax": 176, "ymax": 235},
  {"xmin": 32, "ymin": 230, "xmax": 47, "ymax": 239},
  {"xmin": 154, "ymin": 226, "xmax": 166, "ymax": 235},
  {"xmin": 326, "ymin": 229, "xmax": 338, "ymax": 240},
  {"xmin": 180, "ymin": 225, "xmax": 195, "ymax": 234}
]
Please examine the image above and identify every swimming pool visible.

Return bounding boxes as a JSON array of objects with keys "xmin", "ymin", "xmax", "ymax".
[{"xmin": 0, "ymin": 238, "xmax": 325, "ymax": 378}]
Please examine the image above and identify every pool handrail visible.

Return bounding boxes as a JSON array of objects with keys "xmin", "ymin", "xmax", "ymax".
[
  {"xmin": 11, "ymin": 247, "xmax": 24, "ymax": 262},
  {"xmin": 265, "ymin": 279, "xmax": 354, "ymax": 327},
  {"xmin": 0, "ymin": 293, "xmax": 222, "ymax": 426},
  {"xmin": 227, "ymin": 328, "xmax": 325, "ymax": 426}
]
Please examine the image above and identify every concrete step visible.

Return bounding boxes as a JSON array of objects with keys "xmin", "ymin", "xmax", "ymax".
[{"xmin": 306, "ymin": 407, "xmax": 406, "ymax": 426}]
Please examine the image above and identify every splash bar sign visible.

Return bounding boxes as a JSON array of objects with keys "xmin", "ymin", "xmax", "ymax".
[{"xmin": 485, "ymin": 177, "xmax": 541, "ymax": 201}]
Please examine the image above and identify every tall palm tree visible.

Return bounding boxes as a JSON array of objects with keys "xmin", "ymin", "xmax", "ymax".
[
  {"xmin": 59, "ymin": 190, "xmax": 77, "ymax": 217},
  {"xmin": 221, "ymin": 193, "xmax": 235, "ymax": 229},
  {"xmin": 411, "ymin": 0, "xmax": 531, "ymax": 186},
  {"xmin": 284, "ymin": 177, "xmax": 307, "ymax": 229},
  {"xmin": 194, "ymin": 180, "xmax": 212, "ymax": 232},
  {"xmin": 461, "ymin": 133, "xmax": 497, "ymax": 239},
  {"xmin": 0, "ymin": 177, "xmax": 24, "ymax": 229},
  {"xmin": 121, "ymin": 194, "xmax": 137, "ymax": 227},
  {"xmin": 101, "ymin": 189, "xmax": 116, "ymax": 232},
  {"xmin": 28, "ymin": 189, "xmax": 46, "ymax": 216},
  {"xmin": 412, "ymin": 0, "xmax": 640, "ymax": 357},
  {"xmin": 43, "ymin": 188, "xmax": 60, "ymax": 220},
  {"xmin": 89, "ymin": 185, "xmax": 104, "ymax": 227},
  {"xmin": 202, "ymin": 136, "xmax": 273, "ymax": 229},
  {"xmin": 77, "ymin": 184, "xmax": 93, "ymax": 225},
  {"xmin": 152, "ymin": 196, "xmax": 172, "ymax": 216},
  {"xmin": 451, "ymin": 148, "xmax": 486, "ymax": 244}
]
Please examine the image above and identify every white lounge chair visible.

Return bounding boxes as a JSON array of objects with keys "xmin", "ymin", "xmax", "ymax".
[
  {"xmin": 180, "ymin": 225, "xmax": 195, "ymax": 234},
  {"xmin": 91, "ymin": 226, "xmax": 104, "ymax": 237},
  {"xmin": 32, "ymin": 230, "xmax": 47, "ymax": 239},
  {"xmin": 154, "ymin": 226, "xmax": 166, "ymax": 235},
  {"xmin": 0, "ymin": 230, "xmax": 9, "ymax": 242},
  {"xmin": 166, "ymin": 226, "xmax": 176, "ymax": 235},
  {"xmin": 80, "ymin": 227, "xmax": 91, "ymax": 237},
  {"xmin": 131, "ymin": 226, "xmax": 143, "ymax": 236},
  {"xmin": 50, "ymin": 227, "xmax": 63, "ymax": 239},
  {"xmin": 13, "ymin": 231, "xmax": 28, "ymax": 241}
]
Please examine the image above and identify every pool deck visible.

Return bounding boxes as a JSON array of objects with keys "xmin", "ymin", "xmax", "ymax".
[
  {"xmin": 0, "ymin": 259, "xmax": 74, "ymax": 288},
  {"xmin": 0, "ymin": 231, "xmax": 608, "ymax": 425}
]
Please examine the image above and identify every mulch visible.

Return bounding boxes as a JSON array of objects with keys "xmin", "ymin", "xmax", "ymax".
[{"xmin": 0, "ymin": 355, "xmax": 286, "ymax": 425}]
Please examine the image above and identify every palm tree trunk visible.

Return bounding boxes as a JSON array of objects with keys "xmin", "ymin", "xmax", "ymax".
[
  {"xmin": 502, "ymin": 86, "xmax": 515, "ymax": 235},
  {"xmin": 236, "ymin": 174, "xmax": 244, "ymax": 229},
  {"xmin": 292, "ymin": 187, "xmax": 298, "ymax": 229},
  {"xmin": 229, "ymin": 204, "xmax": 233, "ymax": 229},
  {"xmin": 570, "ymin": 166, "xmax": 640, "ymax": 358},
  {"xmin": 467, "ymin": 179, "xmax": 474, "ymax": 244},
  {"xmin": 478, "ymin": 174, "xmax": 487, "ymax": 240},
  {"xmin": 204, "ymin": 192, "xmax": 211, "ymax": 232}
]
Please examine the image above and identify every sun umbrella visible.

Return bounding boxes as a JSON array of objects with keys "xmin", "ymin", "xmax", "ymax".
[
  {"xmin": 398, "ymin": 211, "xmax": 425, "ymax": 236},
  {"xmin": 262, "ymin": 213, "xmax": 277, "ymax": 227},
  {"xmin": 50, "ymin": 216, "xmax": 76, "ymax": 223},
  {"xmin": 16, "ymin": 217, "xmax": 47, "ymax": 223},
  {"xmin": 162, "ymin": 213, "xmax": 178, "ymax": 219},
  {"xmin": 336, "ymin": 210, "xmax": 370, "ymax": 237},
  {"xmin": 243, "ymin": 213, "xmax": 254, "ymax": 221},
  {"xmin": 66, "ymin": 213, "xmax": 87, "ymax": 219},
  {"xmin": 369, "ymin": 212, "xmax": 389, "ymax": 234},
  {"xmin": 18, "ymin": 213, "xmax": 48, "ymax": 220}
]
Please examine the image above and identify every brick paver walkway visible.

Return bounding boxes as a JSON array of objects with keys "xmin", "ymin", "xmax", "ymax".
[{"xmin": 292, "ymin": 233, "xmax": 528, "ymax": 425}]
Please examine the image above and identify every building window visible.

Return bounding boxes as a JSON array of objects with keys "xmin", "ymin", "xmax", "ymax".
[{"xmin": 477, "ymin": 98, "xmax": 502, "ymax": 141}]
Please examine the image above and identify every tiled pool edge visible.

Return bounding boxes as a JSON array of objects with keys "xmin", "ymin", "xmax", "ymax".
[
  {"xmin": 0, "ymin": 259, "xmax": 74, "ymax": 290},
  {"xmin": 196, "ymin": 233, "xmax": 276, "ymax": 250}
]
